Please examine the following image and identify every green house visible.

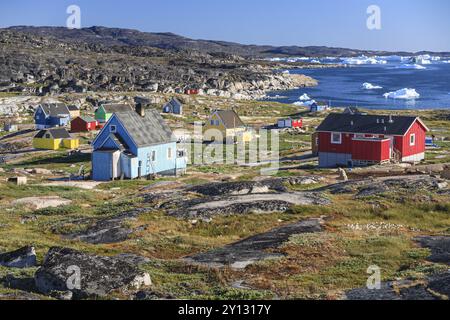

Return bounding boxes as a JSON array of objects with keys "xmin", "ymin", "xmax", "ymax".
[{"xmin": 95, "ymin": 104, "xmax": 132, "ymax": 123}]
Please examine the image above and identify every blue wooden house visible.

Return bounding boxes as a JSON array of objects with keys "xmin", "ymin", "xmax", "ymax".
[
  {"xmin": 162, "ymin": 98, "xmax": 183, "ymax": 115},
  {"xmin": 34, "ymin": 103, "xmax": 71, "ymax": 129},
  {"xmin": 91, "ymin": 104, "xmax": 187, "ymax": 181},
  {"xmin": 309, "ymin": 103, "xmax": 329, "ymax": 113}
]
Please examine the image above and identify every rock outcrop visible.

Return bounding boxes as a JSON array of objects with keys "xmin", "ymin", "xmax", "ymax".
[
  {"xmin": 0, "ymin": 246, "xmax": 37, "ymax": 268},
  {"xmin": 34, "ymin": 247, "xmax": 151, "ymax": 299},
  {"xmin": 186, "ymin": 218, "xmax": 323, "ymax": 269}
]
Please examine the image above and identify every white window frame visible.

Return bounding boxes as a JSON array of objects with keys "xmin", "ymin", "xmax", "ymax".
[
  {"xmin": 110, "ymin": 125, "xmax": 117, "ymax": 133},
  {"xmin": 410, "ymin": 134, "xmax": 416, "ymax": 146},
  {"xmin": 331, "ymin": 132, "xmax": 342, "ymax": 144},
  {"xmin": 167, "ymin": 147, "xmax": 173, "ymax": 160}
]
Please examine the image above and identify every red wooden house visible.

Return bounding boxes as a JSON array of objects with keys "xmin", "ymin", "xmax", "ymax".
[
  {"xmin": 315, "ymin": 113, "xmax": 429, "ymax": 167},
  {"xmin": 71, "ymin": 116, "xmax": 98, "ymax": 133}
]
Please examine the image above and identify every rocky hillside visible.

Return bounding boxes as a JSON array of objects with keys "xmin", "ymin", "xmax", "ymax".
[
  {"xmin": 4, "ymin": 26, "xmax": 373, "ymax": 58},
  {"xmin": 0, "ymin": 27, "xmax": 319, "ymax": 100}
]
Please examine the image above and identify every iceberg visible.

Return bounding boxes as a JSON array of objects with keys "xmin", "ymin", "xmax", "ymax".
[
  {"xmin": 342, "ymin": 56, "xmax": 387, "ymax": 65},
  {"xmin": 362, "ymin": 82, "xmax": 383, "ymax": 90},
  {"xmin": 383, "ymin": 88, "xmax": 420, "ymax": 100},
  {"xmin": 299, "ymin": 93, "xmax": 312, "ymax": 101},
  {"xmin": 396, "ymin": 64, "xmax": 426, "ymax": 70},
  {"xmin": 293, "ymin": 100, "xmax": 316, "ymax": 107},
  {"xmin": 310, "ymin": 59, "xmax": 321, "ymax": 64}
]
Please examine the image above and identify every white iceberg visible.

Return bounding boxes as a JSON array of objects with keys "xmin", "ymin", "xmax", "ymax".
[
  {"xmin": 310, "ymin": 59, "xmax": 321, "ymax": 64},
  {"xmin": 293, "ymin": 99, "xmax": 317, "ymax": 107},
  {"xmin": 397, "ymin": 64, "xmax": 426, "ymax": 70},
  {"xmin": 383, "ymin": 88, "xmax": 420, "ymax": 100},
  {"xmin": 362, "ymin": 82, "xmax": 383, "ymax": 90},
  {"xmin": 299, "ymin": 93, "xmax": 312, "ymax": 101},
  {"xmin": 342, "ymin": 56, "xmax": 387, "ymax": 65}
]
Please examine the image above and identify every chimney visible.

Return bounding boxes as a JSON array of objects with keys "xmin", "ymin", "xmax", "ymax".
[{"xmin": 136, "ymin": 103, "xmax": 145, "ymax": 117}]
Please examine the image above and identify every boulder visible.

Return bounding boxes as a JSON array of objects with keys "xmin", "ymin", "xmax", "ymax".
[
  {"xmin": 337, "ymin": 168, "xmax": 348, "ymax": 182},
  {"xmin": 34, "ymin": 247, "xmax": 152, "ymax": 299},
  {"xmin": 0, "ymin": 246, "xmax": 37, "ymax": 268},
  {"xmin": 31, "ymin": 168, "xmax": 52, "ymax": 175}
]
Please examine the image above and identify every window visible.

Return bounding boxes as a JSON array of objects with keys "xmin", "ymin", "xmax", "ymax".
[
  {"xmin": 331, "ymin": 133, "xmax": 342, "ymax": 144},
  {"xmin": 151, "ymin": 150, "xmax": 156, "ymax": 162},
  {"xmin": 167, "ymin": 147, "xmax": 173, "ymax": 160},
  {"xmin": 410, "ymin": 134, "xmax": 416, "ymax": 146},
  {"xmin": 110, "ymin": 125, "xmax": 117, "ymax": 133}
]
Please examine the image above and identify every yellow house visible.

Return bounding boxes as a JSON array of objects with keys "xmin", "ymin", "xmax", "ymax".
[
  {"xmin": 68, "ymin": 105, "xmax": 81, "ymax": 119},
  {"xmin": 204, "ymin": 110, "xmax": 253, "ymax": 143},
  {"xmin": 33, "ymin": 128, "xmax": 80, "ymax": 150}
]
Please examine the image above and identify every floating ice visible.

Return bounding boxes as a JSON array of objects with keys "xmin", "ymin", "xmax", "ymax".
[
  {"xmin": 299, "ymin": 93, "xmax": 312, "ymax": 101},
  {"xmin": 293, "ymin": 100, "xmax": 317, "ymax": 107},
  {"xmin": 342, "ymin": 56, "xmax": 387, "ymax": 65},
  {"xmin": 383, "ymin": 88, "xmax": 420, "ymax": 100},
  {"xmin": 396, "ymin": 64, "xmax": 426, "ymax": 70},
  {"xmin": 310, "ymin": 59, "xmax": 321, "ymax": 64},
  {"xmin": 362, "ymin": 82, "xmax": 383, "ymax": 90}
]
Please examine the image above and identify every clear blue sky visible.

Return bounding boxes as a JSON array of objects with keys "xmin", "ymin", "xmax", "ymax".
[{"xmin": 1, "ymin": 0, "xmax": 449, "ymax": 52}]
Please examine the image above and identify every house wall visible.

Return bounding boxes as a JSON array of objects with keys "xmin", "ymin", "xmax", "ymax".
[
  {"xmin": 399, "ymin": 121, "xmax": 427, "ymax": 159},
  {"xmin": 33, "ymin": 138, "xmax": 61, "ymax": 150},
  {"xmin": 34, "ymin": 108, "xmax": 47, "ymax": 126},
  {"xmin": 62, "ymin": 139, "xmax": 79, "ymax": 150},
  {"xmin": 351, "ymin": 139, "xmax": 390, "ymax": 162},
  {"xmin": 136, "ymin": 142, "xmax": 181, "ymax": 176},
  {"xmin": 69, "ymin": 110, "xmax": 81, "ymax": 119},
  {"xmin": 318, "ymin": 132, "xmax": 353, "ymax": 154},
  {"xmin": 92, "ymin": 150, "xmax": 121, "ymax": 181}
]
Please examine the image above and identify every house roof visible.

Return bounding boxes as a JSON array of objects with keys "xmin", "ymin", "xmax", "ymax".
[
  {"xmin": 316, "ymin": 113, "xmax": 428, "ymax": 136},
  {"xmin": 77, "ymin": 116, "xmax": 97, "ymax": 123},
  {"xmin": 215, "ymin": 110, "xmax": 245, "ymax": 129},
  {"xmin": 114, "ymin": 109, "xmax": 176, "ymax": 147},
  {"xmin": 39, "ymin": 103, "xmax": 70, "ymax": 117},
  {"xmin": 35, "ymin": 128, "xmax": 72, "ymax": 139},
  {"xmin": 68, "ymin": 105, "xmax": 80, "ymax": 111},
  {"xmin": 101, "ymin": 104, "xmax": 132, "ymax": 113}
]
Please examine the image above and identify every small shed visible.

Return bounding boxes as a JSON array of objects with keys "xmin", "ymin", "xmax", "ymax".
[
  {"xmin": 33, "ymin": 128, "xmax": 79, "ymax": 150},
  {"xmin": 71, "ymin": 116, "xmax": 98, "ymax": 132},
  {"xmin": 185, "ymin": 89, "xmax": 199, "ymax": 95},
  {"xmin": 277, "ymin": 118, "xmax": 303, "ymax": 129},
  {"xmin": 162, "ymin": 98, "xmax": 183, "ymax": 115},
  {"xmin": 3, "ymin": 123, "xmax": 18, "ymax": 132}
]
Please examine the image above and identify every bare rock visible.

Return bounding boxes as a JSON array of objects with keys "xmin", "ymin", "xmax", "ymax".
[
  {"xmin": 0, "ymin": 246, "xmax": 37, "ymax": 268},
  {"xmin": 186, "ymin": 218, "xmax": 323, "ymax": 269},
  {"xmin": 34, "ymin": 247, "xmax": 152, "ymax": 299}
]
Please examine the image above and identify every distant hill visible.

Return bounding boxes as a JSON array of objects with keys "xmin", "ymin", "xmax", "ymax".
[{"xmin": 5, "ymin": 26, "xmax": 439, "ymax": 58}]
